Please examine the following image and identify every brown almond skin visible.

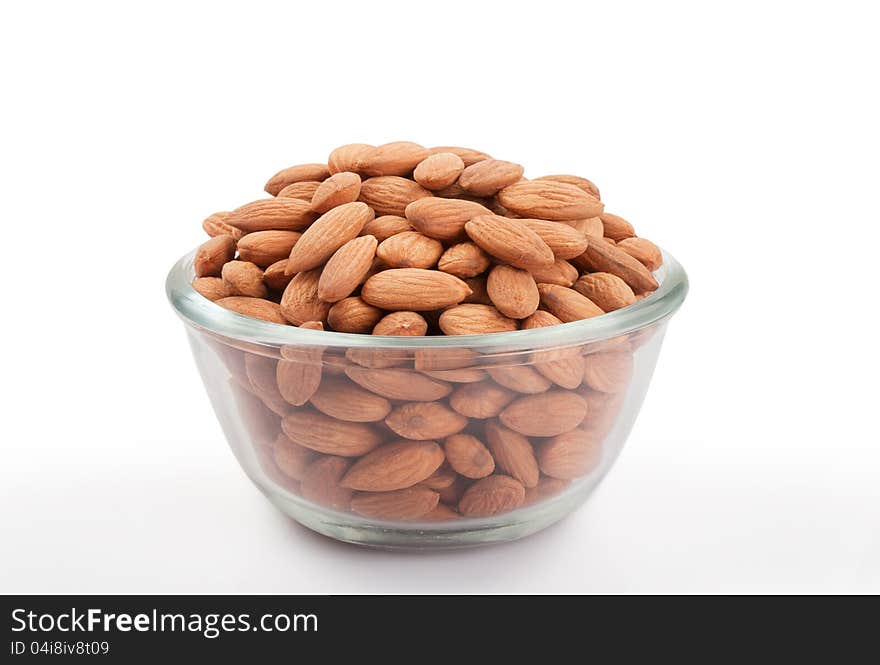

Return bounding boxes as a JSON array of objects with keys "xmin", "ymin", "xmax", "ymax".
[
  {"xmin": 280, "ymin": 269, "xmax": 331, "ymax": 325},
  {"xmin": 500, "ymin": 391, "xmax": 588, "ymax": 437},
  {"xmin": 300, "ymin": 456, "xmax": 353, "ymax": 511},
  {"xmin": 309, "ymin": 376, "xmax": 391, "ymax": 422},
  {"xmin": 317, "ymin": 235, "xmax": 378, "ymax": 302},
  {"xmin": 373, "ymin": 311, "xmax": 428, "ymax": 336},
  {"xmin": 413, "ymin": 152, "xmax": 465, "ymax": 190},
  {"xmin": 487, "ymin": 265, "xmax": 540, "ymax": 319},
  {"xmin": 194, "ymin": 235, "xmax": 236, "ymax": 277},
  {"xmin": 277, "ymin": 344, "xmax": 323, "ymax": 406},
  {"xmin": 359, "ymin": 176, "xmax": 433, "ymax": 216},
  {"xmin": 215, "ymin": 296, "xmax": 287, "ymax": 324},
  {"xmin": 227, "ymin": 198, "xmax": 318, "ymax": 232},
  {"xmin": 458, "ymin": 475, "xmax": 525, "ymax": 517},
  {"xmin": 465, "ymin": 214, "xmax": 555, "ymax": 269},
  {"xmin": 581, "ymin": 390, "xmax": 625, "ymax": 437},
  {"xmin": 265, "ymin": 163, "xmax": 331, "ymax": 196},
  {"xmin": 529, "ymin": 258, "xmax": 579, "ymax": 287},
  {"xmin": 355, "ymin": 141, "xmax": 429, "ymax": 177},
  {"xmin": 422, "ymin": 368, "xmax": 487, "ymax": 383},
  {"xmin": 523, "ymin": 476, "xmax": 571, "ymax": 506},
  {"xmin": 487, "ymin": 365, "xmax": 552, "ymax": 394},
  {"xmin": 341, "ymin": 440, "xmax": 445, "ymax": 491},
  {"xmin": 192, "ymin": 276, "xmax": 232, "ymax": 301},
  {"xmin": 360, "ymin": 215, "xmax": 412, "ymax": 241},
  {"xmin": 532, "ymin": 348, "xmax": 585, "ymax": 389},
  {"xmin": 263, "ymin": 259, "xmax": 294, "ymax": 291},
  {"xmin": 518, "ymin": 219, "xmax": 590, "ymax": 259},
  {"xmin": 564, "ymin": 216, "xmax": 605, "ymax": 239},
  {"xmin": 537, "ymin": 427, "xmax": 603, "ymax": 480},
  {"xmin": 385, "ymin": 402, "xmax": 468, "ymax": 440},
  {"xmin": 328, "ymin": 143, "xmax": 374, "ymax": 174},
  {"xmin": 277, "ymin": 181, "xmax": 322, "ymax": 200},
  {"xmin": 404, "ymin": 198, "xmax": 493, "ymax": 241},
  {"xmin": 537, "ymin": 283, "xmax": 605, "ymax": 322},
  {"xmin": 599, "ymin": 213, "xmax": 636, "ymax": 241},
  {"xmin": 202, "ymin": 211, "xmax": 244, "ymax": 241},
  {"xmin": 438, "ymin": 242, "xmax": 491, "ymax": 278},
  {"xmin": 497, "ymin": 180, "xmax": 604, "ymax": 220},
  {"xmin": 535, "ymin": 174, "xmax": 601, "ymax": 200},
  {"xmin": 583, "ymin": 351, "xmax": 634, "ymax": 393},
  {"xmin": 423, "ymin": 503, "xmax": 461, "ymax": 521},
  {"xmin": 428, "ymin": 145, "xmax": 492, "ymax": 166},
  {"xmin": 350, "ymin": 486, "xmax": 439, "ymax": 520},
  {"xmin": 221, "ymin": 260, "xmax": 268, "ymax": 298},
  {"xmin": 617, "ymin": 237, "xmax": 663, "ymax": 271},
  {"xmin": 439, "ymin": 304, "xmax": 518, "ymax": 335},
  {"xmin": 377, "ymin": 231, "xmax": 443, "ymax": 269},
  {"xmin": 444, "ymin": 434, "xmax": 495, "ymax": 479},
  {"xmin": 574, "ymin": 273, "xmax": 636, "ymax": 312},
  {"xmin": 285, "ymin": 201, "xmax": 375, "ymax": 274},
  {"xmin": 485, "ymin": 421, "xmax": 540, "ymax": 488},
  {"xmin": 449, "ymin": 381, "xmax": 516, "ymax": 419},
  {"xmin": 272, "ymin": 432, "xmax": 316, "ymax": 481},
  {"xmin": 419, "ymin": 465, "xmax": 457, "ymax": 490},
  {"xmin": 236, "ymin": 230, "xmax": 302, "ymax": 268},
  {"xmin": 521, "ymin": 310, "xmax": 564, "ymax": 329},
  {"xmin": 327, "ymin": 297, "xmax": 384, "ymax": 334},
  {"xmin": 579, "ymin": 239, "xmax": 659, "ymax": 294},
  {"xmin": 282, "ymin": 409, "xmax": 383, "ymax": 456},
  {"xmin": 361, "ymin": 268, "xmax": 471, "ymax": 311},
  {"xmin": 309, "ymin": 171, "xmax": 362, "ymax": 213},
  {"xmin": 346, "ymin": 367, "xmax": 452, "ymax": 401},
  {"xmin": 458, "ymin": 159, "xmax": 525, "ymax": 196},
  {"xmin": 462, "ymin": 276, "xmax": 492, "ymax": 305}
]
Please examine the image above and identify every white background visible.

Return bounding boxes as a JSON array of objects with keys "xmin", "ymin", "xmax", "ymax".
[{"xmin": 1, "ymin": 1, "xmax": 878, "ymax": 593}]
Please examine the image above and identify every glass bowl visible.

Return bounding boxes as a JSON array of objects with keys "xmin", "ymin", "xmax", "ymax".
[{"xmin": 166, "ymin": 247, "xmax": 687, "ymax": 549}]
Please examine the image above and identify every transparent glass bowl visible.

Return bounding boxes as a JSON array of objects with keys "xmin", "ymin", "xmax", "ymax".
[{"xmin": 166, "ymin": 248, "xmax": 687, "ymax": 549}]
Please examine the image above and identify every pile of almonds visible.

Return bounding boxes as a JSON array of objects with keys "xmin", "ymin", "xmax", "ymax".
[{"xmin": 191, "ymin": 142, "xmax": 663, "ymax": 522}]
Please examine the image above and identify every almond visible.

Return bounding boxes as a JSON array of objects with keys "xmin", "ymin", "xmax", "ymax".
[
  {"xmin": 413, "ymin": 347, "xmax": 479, "ymax": 371},
  {"xmin": 358, "ymin": 176, "xmax": 432, "ymax": 216},
  {"xmin": 486, "ymin": 365, "xmax": 552, "ymax": 394},
  {"xmin": 439, "ymin": 304, "xmax": 518, "ymax": 335},
  {"xmin": 422, "ymin": 367, "xmax": 486, "ymax": 383},
  {"xmin": 277, "ymin": 181, "xmax": 322, "ymax": 201},
  {"xmin": 458, "ymin": 159, "xmax": 525, "ymax": 196},
  {"xmin": 376, "ymin": 231, "xmax": 443, "ymax": 269},
  {"xmin": 437, "ymin": 476, "xmax": 470, "ymax": 505},
  {"xmin": 485, "ymin": 421, "xmax": 539, "ymax": 488},
  {"xmin": 202, "ymin": 211, "xmax": 244, "ymax": 241},
  {"xmin": 444, "ymin": 434, "xmax": 495, "ymax": 478},
  {"xmin": 328, "ymin": 143, "xmax": 374, "ymax": 174},
  {"xmin": 235, "ymin": 371, "xmax": 287, "ymax": 417},
  {"xmin": 581, "ymin": 389, "xmax": 624, "ymax": 437},
  {"xmin": 317, "ymin": 235, "xmax": 378, "ymax": 302},
  {"xmin": 227, "ymin": 198, "xmax": 317, "ymax": 232},
  {"xmin": 341, "ymin": 440, "xmax": 444, "ymax": 491},
  {"xmin": 279, "ymin": 269, "xmax": 330, "ymax": 325},
  {"xmin": 221, "ymin": 260, "xmax": 268, "ymax": 298},
  {"xmin": 361, "ymin": 268, "xmax": 471, "ymax": 311},
  {"xmin": 244, "ymin": 352, "xmax": 280, "ymax": 395},
  {"xmin": 574, "ymin": 273, "xmax": 636, "ymax": 312},
  {"xmin": 236, "ymin": 230, "xmax": 301, "ymax": 268},
  {"xmin": 449, "ymin": 381, "xmax": 516, "ymax": 418},
  {"xmin": 532, "ymin": 348, "xmax": 585, "ymax": 389},
  {"xmin": 356, "ymin": 141, "xmax": 429, "ymax": 177},
  {"xmin": 194, "ymin": 235, "xmax": 236, "ymax": 277},
  {"xmin": 500, "ymin": 390, "xmax": 588, "ymax": 437},
  {"xmin": 272, "ymin": 432, "xmax": 316, "ymax": 481},
  {"xmin": 497, "ymin": 180, "xmax": 603, "ymax": 220},
  {"xmin": 487, "ymin": 265, "xmax": 540, "ymax": 319},
  {"xmin": 535, "ymin": 174, "xmax": 601, "ymax": 200},
  {"xmin": 599, "ymin": 212, "xmax": 636, "ymax": 241},
  {"xmin": 413, "ymin": 152, "xmax": 465, "ymax": 190},
  {"xmin": 277, "ymin": 343, "xmax": 323, "ymax": 406},
  {"xmin": 465, "ymin": 214, "xmax": 555, "ymax": 269},
  {"xmin": 360, "ymin": 215, "xmax": 412, "ymax": 241},
  {"xmin": 385, "ymin": 402, "xmax": 468, "ymax": 440},
  {"xmin": 350, "ymin": 486, "xmax": 439, "ymax": 520},
  {"xmin": 327, "ymin": 296, "xmax": 383, "ymax": 333},
  {"xmin": 282, "ymin": 409, "xmax": 383, "ymax": 456},
  {"xmin": 192, "ymin": 276, "xmax": 232, "ymax": 301},
  {"xmin": 310, "ymin": 171, "xmax": 362, "ymax": 213},
  {"xmin": 582, "ymin": 351, "xmax": 633, "ymax": 393},
  {"xmin": 537, "ymin": 283, "xmax": 604, "ymax": 322},
  {"xmin": 579, "ymin": 239, "xmax": 659, "ymax": 294},
  {"xmin": 300, "ymin": 456, "xmax": 352, "ymax": 511},
  {"xmin": 462, "ymin": 276, "xmax": 492, "ymax": 305},
  {"xmin": 458, "ymin": 475, "xmax": 525, "ymax": 517},
  {"xmin": 418, "ymin": 464, "xmax": 458, "ymax": 490},
  {"xmin": 215, "ymin": 296, "xmax": 287, "ymax": 324},
  {"xmin": 264, "ymin": 163, "xmax": 330, "ymax": 196},
  {"xmin": 422, "ymin": 503, "xmax": 461, "ymax": 521},
  {"xmin": 563, "ymin": 216, "xmax": 604, "ymax": 238},
  {"xmin": 617, "ymin": 237, "xmax": 663, "ymax": 271},
  {"xmin": 308, "ymin": 376, "xmax": 391, "ymax": 422},
  {"xmin": 522, "ymin": 476, "xmax": 571, "ymax": 506},
  {"xmin": 432, "ymin": 181, "xmax": 488, "ymax": 201},
  {"xmin": 345, "ymin": 366, "xmax": 452, "ymax": 401},
  {"xmin": 373, "ymin": 311, "xmax": 428, "ymax": 336},
  {"xmin": 263, "ymin": 259, "xmax": 294, "ymax": 291},
  {"xmin": 428, "ymin": 145, "xmax": 492, "ymax": 166},
  {"xmin": 528, "ymin": 258, "xmax": 579, "ymax": 287},
  {"xmin": 537, "ymin": 427, "xmax": 603, "ymax": 479},
  {"xmin": 404, "ymin": 198, "xmax": 493, "ymax": 241},
  {"xmin": 285, "ymin": 201, "xmax": 374, "ymax": 274},
  {"xmin": 521, "ymin": 310, "xmax": 564, "ymax": 329},
  {"xmin": 437, "ymin": 242, "xmax": 491, "ymax": 278},
  {"xmin": 518, "ymin": 219, "xmax": 590, "ymax": 259}
]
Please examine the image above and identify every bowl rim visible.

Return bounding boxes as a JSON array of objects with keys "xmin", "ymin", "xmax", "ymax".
[{"xmin": 166, "ymin": 245, "xmax": 688, "ymax": 350}]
